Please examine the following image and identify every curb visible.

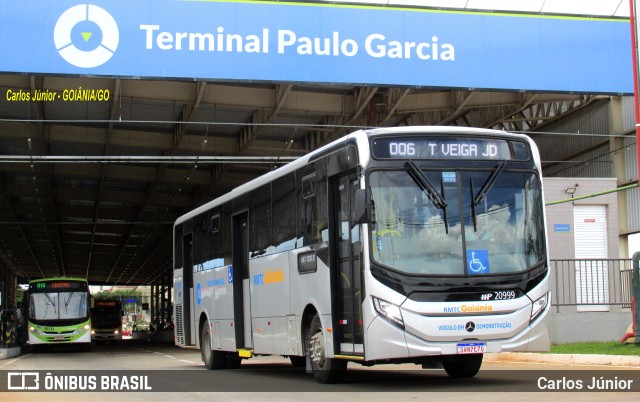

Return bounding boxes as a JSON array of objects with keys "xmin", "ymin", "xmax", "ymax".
[
  {"xmin": 0, "ymin": 347, "xmax": 21, "ymax": 360},
  {"xmin": 484, "ymin": 352, "xmax": 640, "ymax": 367}
]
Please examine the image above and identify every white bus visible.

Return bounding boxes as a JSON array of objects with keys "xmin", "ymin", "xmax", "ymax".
[{"xmin": 173, "ymin": 126, "xmax": 550, "ymax": 383}]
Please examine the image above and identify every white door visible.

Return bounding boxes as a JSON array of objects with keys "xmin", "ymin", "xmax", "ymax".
[{"xmin": 573, "ymin": 205, "xmax": 609, "ymax": 312}]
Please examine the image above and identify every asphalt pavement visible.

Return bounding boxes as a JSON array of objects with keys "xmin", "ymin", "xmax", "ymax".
[{"xmin": 2, "ymin": 344, "xmax": 639, "ymax": 367}]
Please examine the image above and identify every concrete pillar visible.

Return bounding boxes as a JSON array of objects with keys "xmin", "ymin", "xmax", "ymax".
[
  {"xmin": 0, "ymin": 264, "xmax": 16, "ymax": 308},
  {"xmin": 150, "ymin": 285, "xmax": 155, "ymax": 322},
  {"xmin": 160, "ymin": 280, "xmax": 166, "ymax": 322},
  {"xmin": 608, "ymin": 96, "xmax": 630, "ymax": 258},
  {"xmin": 167, "ymin": 270, "xmax": 172, "ymax": 322},
  {"xmin": 154, "ymin": 284, "xmax": 160, "ymax": 321}
]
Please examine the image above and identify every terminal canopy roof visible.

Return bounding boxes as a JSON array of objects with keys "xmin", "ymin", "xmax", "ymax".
[{"xmin": 0, "ymin": 0, "xmax": 635, "ymax": 286}]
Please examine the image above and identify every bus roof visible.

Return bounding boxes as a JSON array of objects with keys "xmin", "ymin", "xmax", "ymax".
[{"xmin": 28, "ymin": 277, "xmax": 88, "ymax": 284}]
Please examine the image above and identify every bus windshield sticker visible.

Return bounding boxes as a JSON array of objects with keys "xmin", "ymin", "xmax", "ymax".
[
  {"xmin": 442, "ymin": 171, "xmax": 456, "ymax": 184},
  {"xmin": 467, "ymin": 250, "xmax": 490, "ymax": 274}
]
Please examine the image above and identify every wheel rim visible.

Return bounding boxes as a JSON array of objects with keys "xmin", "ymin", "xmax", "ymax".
[{"xmin": 310, "ymin": 329, "xmax": 325, "ymax": 368}]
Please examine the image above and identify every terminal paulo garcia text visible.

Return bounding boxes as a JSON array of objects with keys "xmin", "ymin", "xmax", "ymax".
[{"xmin": 140, "ymin": 25, "xmax": 455, "ymax": 60}]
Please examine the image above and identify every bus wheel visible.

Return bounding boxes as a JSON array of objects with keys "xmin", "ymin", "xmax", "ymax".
[
  {"xmin": 442, "ymin": 354, "xmax": 483, "ymax": 378},
  {"xmin": 201, "ymin": 324, "xmax": 225, "ymax": 370},
  {"xmin": 308, "ymin": 314, "xmax": 347, "ymax": 384}
]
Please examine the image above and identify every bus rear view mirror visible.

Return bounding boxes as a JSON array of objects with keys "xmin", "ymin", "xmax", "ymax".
[{"xmin": 353, "ymin": 189, "xmax": 370, "ymax": 224}]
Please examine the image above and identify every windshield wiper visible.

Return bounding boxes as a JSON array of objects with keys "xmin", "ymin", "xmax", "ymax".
[
  {"xmin": 44, "ymin": 293, "xmax": 57, "ymax": 320},
  {"xmin": 404, "ymin": 160, "xmax": 449, "ymax": 233},
  {"xmin": 44, "ymin": 293, "xmax": 56, "ymax": 308},
  {"xmin": 470, "ymin": 162, "xmax": 506, "ymax": 232},
  {"xmin": 470, "ymin": 179, "xmax": 477, "ymax": 232},
  {"xmin": 473, "ymin": 162, "xmax": 506, "ymax": 206},
  {"xmin": 65, "ymin": 292, "xmax": 76, "ymax": 314}
]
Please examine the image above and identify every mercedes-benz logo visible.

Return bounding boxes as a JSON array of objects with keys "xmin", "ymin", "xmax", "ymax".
[{"xmin": 465, "ymin": 321, "xmax": 475, "ymax": 332}]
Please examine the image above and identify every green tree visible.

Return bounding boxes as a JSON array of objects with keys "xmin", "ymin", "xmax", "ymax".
[
  {"xmin": 93, "ymin": 289, "xmax": 143, "ymax": 300},
  {"xmin": 16, "ymin": 286, "xmax": 25, "ymax": 304}
]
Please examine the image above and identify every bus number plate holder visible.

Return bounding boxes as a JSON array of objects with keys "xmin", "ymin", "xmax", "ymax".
[{"xmin": 456, "ymin": 342, "xmax": 486, "ymax": 354}]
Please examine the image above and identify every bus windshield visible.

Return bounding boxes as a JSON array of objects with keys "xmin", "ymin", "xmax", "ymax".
[
  {"xmin": 369, "ymin": 167, "xmax": 546, "ymax": 276},
  {"xmin": 92, "ymin": 303, "xmax": 122, "ymax": 328},
  {"xmin": 29, "ymin": 291, "xmax": 88, "ymax": 321}
]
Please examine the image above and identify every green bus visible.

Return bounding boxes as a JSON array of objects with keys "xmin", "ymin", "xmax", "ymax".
[{"xmin": 26, "ymin": 277, "xmax": 92, "ymax": 351}]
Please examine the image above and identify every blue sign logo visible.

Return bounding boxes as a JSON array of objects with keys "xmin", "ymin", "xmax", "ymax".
[
  {"xmin": 467, "ymin": 249, "xmax": 490, "ymax": 274},
  {"xmin": 54, "ymin": 4, "xmax": 119, "ymax": 68},
  {"xmin": 196, "ymin": 282, "xmax": 202, "ymax": 305},
  {"xmin": 228, "ymin": 266, "xmax": 233, "ymax": 284},
  {"xmin": 554, "ymin": 223, "xmax": 571, "ymax": 232},
  {"xmin": 123, "ymin": 298, "xmax": 138, "ymax": 303}
]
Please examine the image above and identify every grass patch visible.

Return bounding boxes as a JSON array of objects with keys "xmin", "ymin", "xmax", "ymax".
[{"xmin": 550, "ymin": 341, "xmax": 640, "ymax": 356}]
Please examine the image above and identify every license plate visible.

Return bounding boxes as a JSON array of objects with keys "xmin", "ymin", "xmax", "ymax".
[{"xmin": 456, "ymin": 342, "xmax": 486, "ymax": 354}]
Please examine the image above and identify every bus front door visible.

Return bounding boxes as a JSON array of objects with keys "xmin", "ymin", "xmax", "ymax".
[{"xmin": 331, "ymin": 172, "xmax": 364, "ymax": 356}]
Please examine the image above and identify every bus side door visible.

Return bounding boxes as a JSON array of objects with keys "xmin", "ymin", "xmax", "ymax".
[{"xmin": 330, "ymin": 171, "xmax": 364, "ymax": 356}]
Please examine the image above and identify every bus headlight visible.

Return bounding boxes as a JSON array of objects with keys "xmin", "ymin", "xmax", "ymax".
[
  {"xmin": 372, "ymin": 297, "xmax": 404, "ymax": 329},
  {"xmin": 114, "ymin": 330, "xmax": 119, "ymax": 335},
  {"xmin": 91, "ymin": 330, "xmax": 95, "ymax": 335},
  {"xmin": 530, "ymin": 292, "xmax": 549, "ymax": 323},
  {"xmin": 83, "ymin": 324, "xmax": 90, "ymax": 331}
]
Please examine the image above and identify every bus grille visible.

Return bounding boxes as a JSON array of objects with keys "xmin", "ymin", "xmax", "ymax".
[
  {"xmin": 46, "ymin": 335, "xmax": 74, "ymax": 342},
  {"xmin": 175, "ymin": 304, "xmax": 184, "ymax": 345}
]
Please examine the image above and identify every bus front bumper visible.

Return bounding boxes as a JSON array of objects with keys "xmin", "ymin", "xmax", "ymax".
[{"xmin": 364, "ymin": 309, "xmax": 551, "ymax": 361}]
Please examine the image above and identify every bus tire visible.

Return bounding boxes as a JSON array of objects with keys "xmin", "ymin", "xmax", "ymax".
[
  {"xmin": 308, "ymin": 313, "xmax": 347, "ymax": 384},
  {"xmin": 201, "ymin": 324, "xmax": 225, "ymax": 370},
  {"xmin": 442, "ymin": 354, "xmax": 483, "ymax": 378}
]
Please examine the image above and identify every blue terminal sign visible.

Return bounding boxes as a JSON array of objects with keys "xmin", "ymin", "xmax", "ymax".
[{"xmin": 0, "ymin": 0, "xmax": 633, "ymax": 93}]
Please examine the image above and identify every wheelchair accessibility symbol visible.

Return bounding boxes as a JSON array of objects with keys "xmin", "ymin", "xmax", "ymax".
[{"xmin": 467, "ymin": 250, "xmax": 490, "ymax": 274}]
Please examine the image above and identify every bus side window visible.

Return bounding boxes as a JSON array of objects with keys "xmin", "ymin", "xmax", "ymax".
[
  {"xmin": 250, "ymin": 183, "xmax": 271, "ymax": 257},
  {"xmin": 272, "ymin": 172, "xmax": 296, "ymax": 251},
  {"xmin": 299, "ymin": 172, "xmax": 317, "ymax": 246},
  {"xmin": 297, "ymin": 164, "xmax": 328, "ymax": 247}
]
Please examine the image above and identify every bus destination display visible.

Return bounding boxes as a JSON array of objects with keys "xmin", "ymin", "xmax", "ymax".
[
  {"xmin": 372, "ymin": 137, "xmax": 528, "ymax": 160},
  {"xmin": 95, "ymin": 301, "xmax": 119, "ymax": 307},
  {"xmin": 29, "ymin": 280, "xmax": 86, "ymax": 291}
]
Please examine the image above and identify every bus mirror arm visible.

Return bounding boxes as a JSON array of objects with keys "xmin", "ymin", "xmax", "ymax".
[{"xmin": 354, "ymin": 189, "xmax": 370, "ymax": 224}]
